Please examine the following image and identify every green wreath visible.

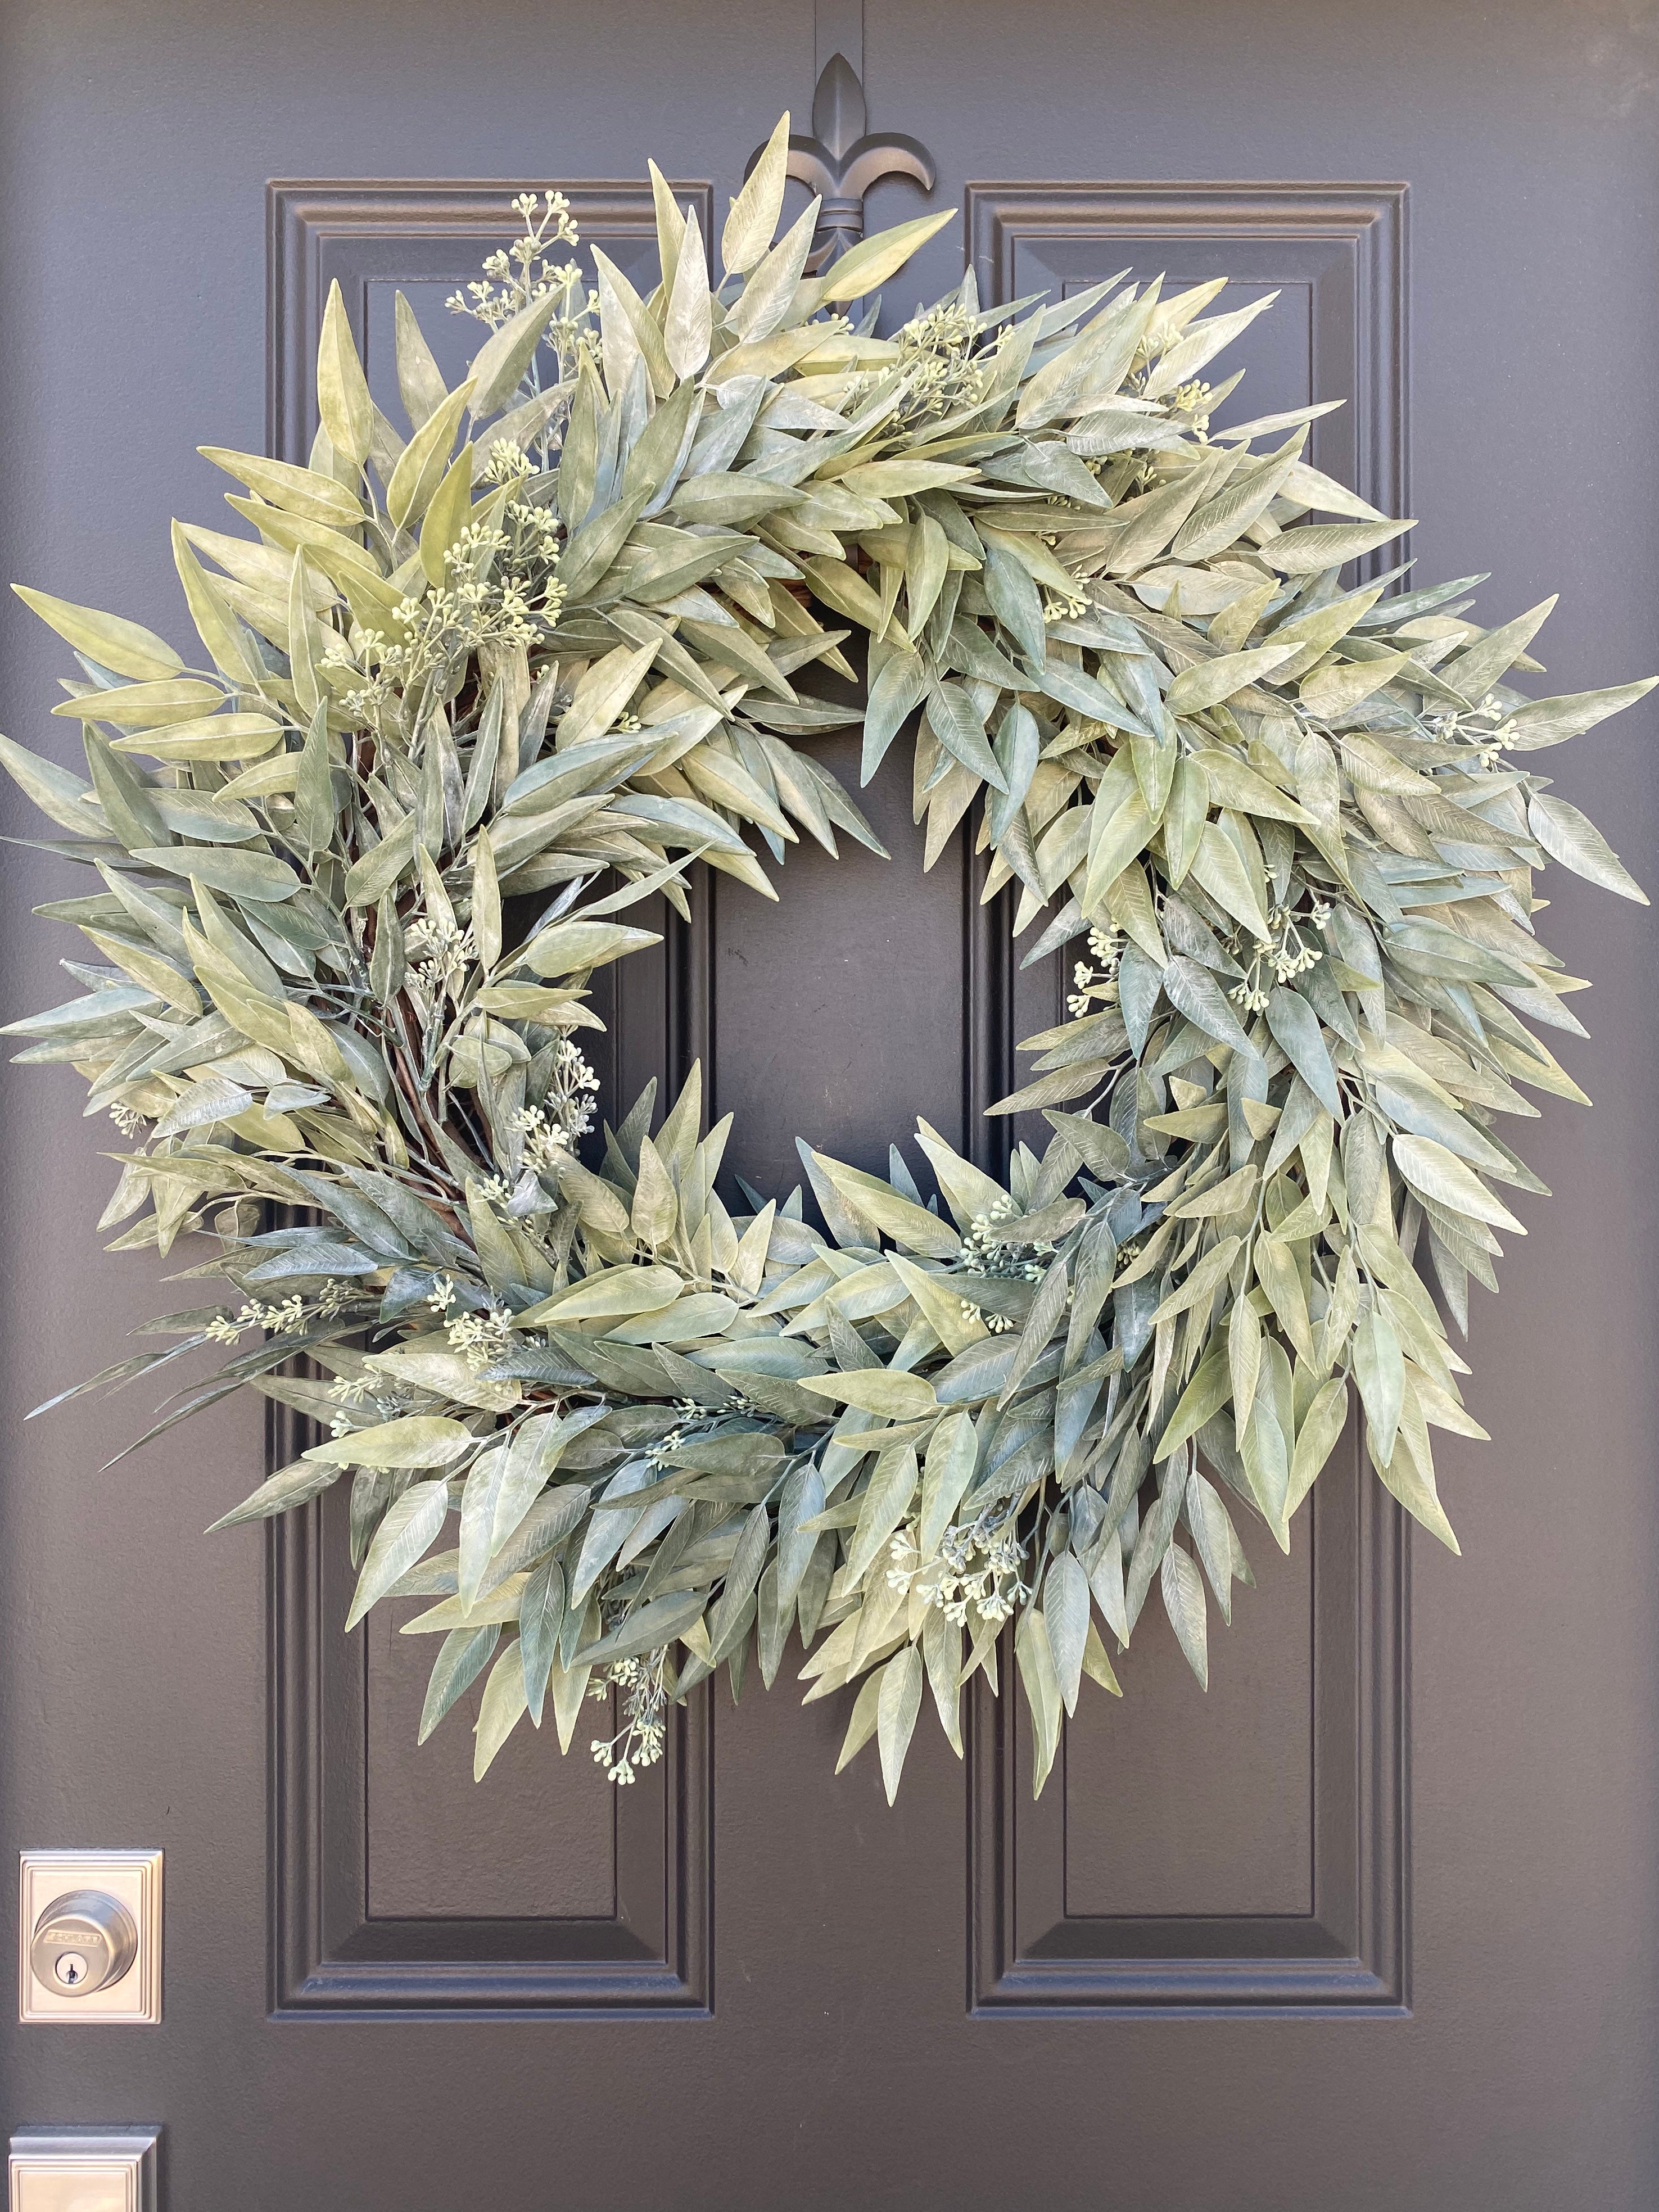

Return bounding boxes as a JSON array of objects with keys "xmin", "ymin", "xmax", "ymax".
[{"xmin": 6, "ymin": 120, "xmax": 1650, "ymax": 1799}]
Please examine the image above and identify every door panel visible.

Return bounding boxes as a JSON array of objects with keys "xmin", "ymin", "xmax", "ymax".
[
  {"xmin": 967, "ymin": 183, "xmax": 1409, "ymax": 531},
  {"xmin": 974, "ymin": 1450, "xmax": 1404, "ymax": 2012},
  {"xmin": 1061, "ymin": 1535, "xmax": 1314, "ymax": 1921},
  {"xmin": 969, "ymin": 183, "xmax": 1407, "ymax": 2015},
  {"xmin": 271, "ymin": 1462, "xmax": 712, "ymax": 2015},
  {"xmin": 3, "ymin": 2, "xmax": 1657, "ymax": 2205},
  {"xmin": 363, "ymin": 1613, "xmax": 617, "ymax": 1922},
  {"xmin": 707, "ymin": 749, "xmax": 982, "ymax": 1193},
  {"xmin": 264, "ymin": 186, "xmax": 719, "ymax": 2018}
]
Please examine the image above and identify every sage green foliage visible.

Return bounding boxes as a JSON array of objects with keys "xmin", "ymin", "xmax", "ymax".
[{"xmin": 4, "ymin": 134, "xmax": 1651, "ymax": 1799}]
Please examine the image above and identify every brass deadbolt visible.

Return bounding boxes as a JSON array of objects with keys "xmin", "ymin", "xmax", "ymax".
[{"xmin": 28, "ymin": 1891, "xmax": 138, "ymax": 1998}]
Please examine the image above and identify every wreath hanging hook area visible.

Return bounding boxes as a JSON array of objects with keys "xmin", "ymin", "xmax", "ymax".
[{"xmin": 3, "ymin": 116, "xmax": 1650, "ymax": 1800}]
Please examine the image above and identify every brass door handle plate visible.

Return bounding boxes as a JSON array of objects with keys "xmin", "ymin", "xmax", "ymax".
[{"xmin": 17, "ymin": 1853, "xmax": 161, "ymax": 2025}]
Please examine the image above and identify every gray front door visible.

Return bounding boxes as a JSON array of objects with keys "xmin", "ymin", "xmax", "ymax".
[{"xmin": 2, "ymin": 3, "xmax": 1653, "ymax": 2204}]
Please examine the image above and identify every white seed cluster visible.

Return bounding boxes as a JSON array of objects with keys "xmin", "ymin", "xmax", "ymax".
[
  {"xmin": 1431, "ymin": 694, "xmax": 1508, "ymax": 766},
  {"xmin": 205, "ymin": 1294, "xmax": 305, "ymax": 1343},
  {"xmin": 886, "ymin": 1513, "xmax": 1032, "ymax": 1628},
  {"xmin": 512, "ymin": 1103, "xmax": 573, "ymax": 1169},
  {"xmin": 1163, "ymin": 377, "xmax": 1215, "ymax": 432},
  {"xmin": 405, "ymin": 913, "xmax": 475, "ymax": 998},
  {"xmin": 326, "ymin": 521, "xmax": 541, "ymax": 732},
  {"xmin": 445, "ymin": 1305, "xmax": 516, "ymax": 1374},
  {"xmin": 1043, "ymin": 587, "xmax": 1091, "ymax": 625},
  {"xmin": 954, "ymin": 1200, "xmax": 1052, "ymax": 1332},
  {"xmin": 207, "ymin": 1282, "xmax": 361, "ymax": 1352},
  {"xmin": 1228, "ymin": 902, "xmax": 1330, "ymax": 1013},
  {"xmin": 520, "ymin": 1036, "xmax": 601, "ymax": 1161},
  {"xmin": 589, "ymin": 1653, "xmax": 668, "ymax": 1784},
  {"xmin": 1068, "ymin": 922, "xmax": 1123, "ymax": 1019},
  {"xmin": 422, "ymin": 1274, "xmax": 517, "ymax": 1374},
  {"xmin": 446, "ymin": 190, "xmax": 581, "ymax": 333},
  {"xmin": 645, "ymin": 1400, "xmax": 713, "ymax": 1472},
  {"xmin": 889, "ymin": 300, "xmax": 987, "ymax": 421}
]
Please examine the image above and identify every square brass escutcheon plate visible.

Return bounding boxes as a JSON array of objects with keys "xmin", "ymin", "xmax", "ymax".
[
  {"xmin": 17, "ymin": 1852, "xmax": 162, "ymax": 2025},
  {"xmin": 8, "ymin": 2129, "xmax": 159, "ymax": 2212}
]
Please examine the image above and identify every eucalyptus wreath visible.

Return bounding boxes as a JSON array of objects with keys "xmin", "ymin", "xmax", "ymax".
[{"xmin": 6, "ymin": 119, "xmax": 1650, "ymax": 1801}]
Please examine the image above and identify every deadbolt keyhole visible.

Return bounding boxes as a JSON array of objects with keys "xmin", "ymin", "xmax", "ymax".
[{"xmin": 29, "ymin": 1890, "xmax": 138, "ymax": 1997}]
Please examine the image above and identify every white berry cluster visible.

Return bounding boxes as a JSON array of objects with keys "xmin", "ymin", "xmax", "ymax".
[{"xmin": 589, "ymin": 1652, "xmax": 668, "ymax": 1784}]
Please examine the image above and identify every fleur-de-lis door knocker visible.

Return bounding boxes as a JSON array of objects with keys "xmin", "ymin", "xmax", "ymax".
[{"xmin": 746, "ymin": 52, "xmax": 937, "ymax": 273}]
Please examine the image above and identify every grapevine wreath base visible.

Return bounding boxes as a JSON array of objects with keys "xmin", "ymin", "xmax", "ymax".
[{"xmin": 4, "ymin": 122, "xmax": 1651, "ymax": 1798}]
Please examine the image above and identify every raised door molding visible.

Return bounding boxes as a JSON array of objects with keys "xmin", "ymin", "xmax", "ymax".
[
  {"xmin": 967, "ymin": 179, "xmax": 1411, "ymax": 2017},
  {"xmin": 965, "ymin": 182, "xmax": 1408, "ymax": 538},
  {"xmin": 267, "ymin": 179, "xmax": 713, "ymax": 464},
  {"xmin": 269, "ymin": 1405, "xmax": 712, "ymax": 2018},
  {"xmin": 265, "ymin": 188, "xmax": 714, "ymax": 2017},
  {"xmin": 971, "ymin": 1445, "xmax": 1407, "ymax": 2014}
]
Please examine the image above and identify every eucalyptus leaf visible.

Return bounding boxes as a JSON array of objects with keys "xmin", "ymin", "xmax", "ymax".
[{"xmin": 346, "ymin": 1480, "xmax": 450, "ymax": 1631}]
